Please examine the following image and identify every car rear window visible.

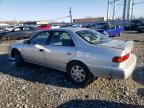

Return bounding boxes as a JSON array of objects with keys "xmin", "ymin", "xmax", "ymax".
[{"xmin": 76, "ymin": 30, "xmax": 111, "ymax": 45}]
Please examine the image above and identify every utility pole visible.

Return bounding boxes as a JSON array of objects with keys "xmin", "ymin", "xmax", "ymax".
[
  {"xmin": 131, "ymin": 0, "xmax": 134, "ymax": 19},
  {"xmin": 123, "ymin": 0, "xmax": 126, "ymax": 20},
  {"xmin": 107, "ymin": 0, "xmax": 118, "ymax": 21},
  {"xmin": 69, "ymin": 7, "xmax": 73, "ymax": 24},
  {"xmin": 112, "ymin": 0, "xmax": 116, "ymax": 20},
  {"xmin": 107, "ymin": 0, "xmax": 110, "ymax": 21},
  {"xmin": 131, "ymin": 0, "xmax": 144, "ymax": 20},
  {"xmin": 112, "ymin": 0, "xmax": 118, "ymax": 20}
]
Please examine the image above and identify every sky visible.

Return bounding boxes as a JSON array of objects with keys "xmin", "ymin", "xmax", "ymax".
[{"xmin": 0, "ymin": 0, "xmax": 144, "ymax": 22}]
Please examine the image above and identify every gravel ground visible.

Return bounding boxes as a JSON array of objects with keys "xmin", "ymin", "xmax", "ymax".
[{"xmin": 0, "ymin": 31, "xmax": 144, "ymax": 108}]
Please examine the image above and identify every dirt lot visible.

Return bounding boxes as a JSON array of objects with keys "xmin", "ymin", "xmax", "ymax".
[{"xmin": 0, "ymin": 31, "xmax": 144, "ymax": 108}]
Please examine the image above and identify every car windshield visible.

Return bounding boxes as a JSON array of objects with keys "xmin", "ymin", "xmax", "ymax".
[
  {"xmin": 76, "ymin": 29, "xmax": 111, "ymax": 45},
  {"xmin": 95, "ymin": 23, "xmax": 110, "ymax": 29}
]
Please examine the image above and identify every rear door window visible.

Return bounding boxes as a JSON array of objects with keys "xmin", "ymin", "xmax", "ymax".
[
  {"xmin": 50, "ymin": 31, "xmax": 74, "ymax": 46},
  {"xmin": 13, "ymin": 27, "xmax": 21, "ymax": 32}
]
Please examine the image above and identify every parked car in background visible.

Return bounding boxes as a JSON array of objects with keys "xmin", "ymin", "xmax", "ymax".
[
  {"xmin": 60, "ymin": 24, "xmax": 74, "ymax": 28},
  {"xmin": 137, "ymin": 26, "xmax": 144, "ymax": 33},
  {"xmin": 3, "ymin": 26, "xmax": 15, "ymax": 32},
  {"xmin": 9, "ymin": 28, "xmax": 137, "ymax": 86},
  {"xmin": 0, "ymin": 26, "xmax": 4, "ymax": 33},
  {"xmin": 91, "ymin": 22, "xmax": 124, "ymax": 37},
  {"xmin": 51, "ymin": 24, "xmax": 60, "ymax": 29},
  {"xmin": 72, "ymin": 24, "xmax": 83, "ymax": 28},
  {"xmin": 60, "ymin": 24, "xmax": 83, "ymax": 28},
  {"xmin": 0, "ymin": 26, "xmax": 36, "ymax": 41},
  {"xmin": 124, "ymin": 20, "xmax": 144, "ymax": 31},
  {"xmin": 104, "ymin": 25, "xmax": 124, "ymax": 37},
  {"xmin": 36, "ymin": 24, "xmax": 52, "ymax": 30}
]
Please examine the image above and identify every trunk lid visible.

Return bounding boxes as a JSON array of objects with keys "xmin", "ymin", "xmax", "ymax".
[
  {"xmin": 99, "ymin": 40, "xmax": 134, "ymax": 55},
  {"xmin": 100, "ymin": 40, "xmax": 133, "ymax": 50}
]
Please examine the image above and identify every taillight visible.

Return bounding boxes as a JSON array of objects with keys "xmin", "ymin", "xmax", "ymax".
[{"xmin": 112, "ymin": 53, "xmax": 130, "ymax": 63}]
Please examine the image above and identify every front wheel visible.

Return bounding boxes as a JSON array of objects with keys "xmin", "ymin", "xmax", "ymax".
[
  {"xmin": 67, "ymin": 62, "xmax": 94, "ymax": 87},
  {"xmin": 14, "ymin": 51, "xmax": 24, "ymax": 68},
  {"xmin": 118, "ymin": 32, "xmax": 122, "ymax": 37},
  {"xmin": 1, "ymin": 35, "xmax": 10, "ymax": 41}
]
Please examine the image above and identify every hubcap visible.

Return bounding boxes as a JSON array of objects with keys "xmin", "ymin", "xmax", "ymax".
[{"xmin": 71, "ymin": 65, "xmax": 85, "ymax": 82}]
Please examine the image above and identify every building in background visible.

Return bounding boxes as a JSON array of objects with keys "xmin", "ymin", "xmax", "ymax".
[
  {"xmin": 23, "ymin": 20, "xmax": 66, "ymax": 26},
  {"xmin": 73, "ymin": 17, "xmax": 104, "ymax": 23},
  {"xmin": 22, "ymin": 21, "xmax": 37, "ymax": 25},
  {"xmin": 0, "ymin": 23, "xmax": 9, "ymax": 27}
]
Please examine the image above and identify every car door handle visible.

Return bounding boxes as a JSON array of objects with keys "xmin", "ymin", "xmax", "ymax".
[
  {"xmin": 39, "ymin": 49, "xmax": 44, "ymax": 52},
  {"xmin": 67, "ymin": 52, "xmax": 72, "ymax": 55}
]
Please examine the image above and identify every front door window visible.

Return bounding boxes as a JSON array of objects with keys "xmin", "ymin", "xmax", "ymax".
[{"xmin": 30, "ymin": 32, "xmax": 50, "ymax": 45}]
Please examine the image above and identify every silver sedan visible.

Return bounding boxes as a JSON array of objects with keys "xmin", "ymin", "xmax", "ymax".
[{"xmin": 8, "ymin": 28, "xmax": 137, "ymax": 86}]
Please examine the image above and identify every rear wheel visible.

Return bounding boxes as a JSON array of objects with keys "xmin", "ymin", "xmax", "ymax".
[
  {"xmin": 67, "ymin": 62, "xmax": 94, "ymax": 87},
  {"xmin": 118, "ymin": 32, "xmax": 122, "ymax": 37},
  {"xmin": 14, "ymin": 51, "xmax": 24, "ymax": 68}
]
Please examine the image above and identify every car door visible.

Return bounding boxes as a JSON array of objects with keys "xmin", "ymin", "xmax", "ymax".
[
  {"xmin": 23, "ymin": 27, "xmax": 34, "ymax": 38},
  {"xmin": 8, "ymin": 27, "xmax": 22, "ymax": 39},
  {"xmin": 22, "ymin": 31, "xmax": 50, "ymax": 65},
  {"xmin": 109, "ymin": 26, "xmax": 117, "ymax": 36},
  {"xmin": 44, "ymin": 31, "xmax": 76, "ymax": 71}
]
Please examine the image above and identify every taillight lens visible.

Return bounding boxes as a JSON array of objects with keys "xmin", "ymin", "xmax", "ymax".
[{"xmin": 112, "ymin": 53, "xmax": 130, "ymax": 63}]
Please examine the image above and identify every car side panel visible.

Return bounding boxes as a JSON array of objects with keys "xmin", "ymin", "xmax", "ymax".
[{"xmin": 44, "ymin": 45, "xmax": 76, "ymax": 71}]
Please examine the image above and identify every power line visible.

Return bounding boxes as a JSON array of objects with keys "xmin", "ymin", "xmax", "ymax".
[
  {"xmin": 48, "ymin": 16, "xmax": 70, "ymax": 21},
  {"xmin": 132, "ymin": 1, "xmax": 144, "ymax": 5},
  {"xmin": 117, "ymin": 0, "xmax": 144, "ymax": 20},
  {"xmin": 131, "ymin": 1, "xmax": 144, "ymax": 19},
  {"xmin": 117, "ymin": 1, "xmax": 144, "ymax": 5}
]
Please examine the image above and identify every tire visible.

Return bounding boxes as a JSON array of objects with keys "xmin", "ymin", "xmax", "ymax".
[
  {"xmin": 137, "ymin": 30, "xmax": 141, "ymax": 33},
  {"xmin": 116, "ymin": 31, "xmax": 122, "ymax": 37},
  {"xmin": 141, "ymin": 29, "xmax": 144, "ymax": 33},
  {"xmin": 67, "ymin": 61, "xmax": 94, "ymax": 87},
  {"xmin": 14, "ymin": 51, "xmax": 24, "ymax": 68},
  {"xmin": 1, "ymin": 35, "xmax": 10, "ymax": 41},
  {"xmin": 118, "ymin": 33, "xmax": 121, "ymax": 37}
]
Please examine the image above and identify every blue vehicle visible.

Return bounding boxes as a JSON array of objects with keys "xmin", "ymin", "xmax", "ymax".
[
  {"xmin": 105, "ymin": 25, "xmax": 124, "ymax": 37},
  {"xmin": 91, "ymin": 22, "xmax": 124, "ymax": 37}
]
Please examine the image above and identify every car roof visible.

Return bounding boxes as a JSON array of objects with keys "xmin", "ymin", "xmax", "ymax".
[{"xmin": 42, "ymin": 28, "xmax": 90, "ymax": 33}]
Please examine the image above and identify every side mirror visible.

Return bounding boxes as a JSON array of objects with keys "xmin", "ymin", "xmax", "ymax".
[{"xmin": 23, "ymin": 40, "xmax": 30, "ymax": 44}]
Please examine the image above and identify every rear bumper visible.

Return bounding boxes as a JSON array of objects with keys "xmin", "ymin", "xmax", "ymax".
[
  {"xmin": 111, "ymin": 54, "xmax": 137, "ymax": 79},
  {"xmin": 88, "ymin": 54, "xmax": 137, "ymax": 79}
]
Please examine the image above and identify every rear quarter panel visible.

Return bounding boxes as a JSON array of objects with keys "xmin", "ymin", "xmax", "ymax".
[
  {"xmin": 89, "ymin": 45, "xmax": 123, "ymax": 67},
  {"xmin": 70, "ymin": 45, "xmax": 123, "ymax": 69},
  {"xmin": 69, "ymin": 45, "xmax": 124, "ymax": 78}
]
